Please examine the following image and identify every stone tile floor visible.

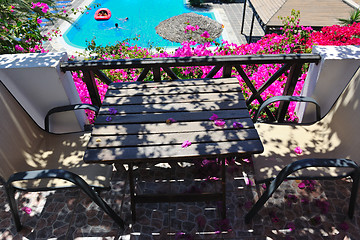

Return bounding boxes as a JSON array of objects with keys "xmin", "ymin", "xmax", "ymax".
[{"xmin": 0, "ymin": 160, "xmax": 359, "ymax": 239}]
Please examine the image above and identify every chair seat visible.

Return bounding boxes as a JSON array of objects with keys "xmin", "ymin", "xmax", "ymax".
[
  {"xmin": 10, "ymin": 132, "xmax": 113, "ymax": 190},
  {"xmin": 253, "ymin": 122, "xmax": 356, "ymax": 183}
]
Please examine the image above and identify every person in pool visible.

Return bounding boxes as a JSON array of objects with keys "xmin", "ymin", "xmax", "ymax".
[
  {"xmin": 109, "ymin": 23, "xmax": 124, "ymax": 30},
  {"xmin": 116, "ymin": 17, "xmax": 128, "ymax": 22}
]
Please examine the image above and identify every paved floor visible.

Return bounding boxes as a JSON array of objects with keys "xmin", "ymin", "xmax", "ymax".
[{"xmin": 1, "ymin": 159, "xmax": 359, "ymax": 239}]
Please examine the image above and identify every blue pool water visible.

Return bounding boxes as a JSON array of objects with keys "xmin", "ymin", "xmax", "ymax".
[{"xmin": 63, "ymin": 0, "xmax": 220, "ymax": 49}]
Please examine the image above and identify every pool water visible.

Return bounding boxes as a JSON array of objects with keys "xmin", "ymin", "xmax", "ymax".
[{"xmin": 63, "ymin": 0, "xmax": 221, "ymax": 49}]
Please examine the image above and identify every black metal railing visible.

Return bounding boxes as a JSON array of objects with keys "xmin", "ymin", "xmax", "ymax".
[{"xmin": 60, "ymin": 54, "xmax": 321, "ymax": 122}]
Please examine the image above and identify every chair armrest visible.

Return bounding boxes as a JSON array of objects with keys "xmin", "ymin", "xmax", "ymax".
[
  {"xmin": 254, "ymin": 96, "xmax": 321, "ymax": 123},
  {"xmin": 45, "ymin": 104, "xmax": 100, "ymax": 132}
]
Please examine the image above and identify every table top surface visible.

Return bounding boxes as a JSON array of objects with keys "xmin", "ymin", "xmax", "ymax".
[{"xmin": 83, "ymin": 78, "xmax": 264, "ymax": 164}]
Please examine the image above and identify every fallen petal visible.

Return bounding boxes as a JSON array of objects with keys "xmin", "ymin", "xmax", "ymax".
[
  {"xmin": 108, "ymin": 107, "xmax": 118, "ymax": 115},
  {"xmin": 294, "ymin": 146, "xmax": 303, "ymax": 155},
  {"xmin": 232, "ymin": 122, "xmax": 244, "ymax": 128},
  {"xmin": 182, "ymin": 140, "xmax": 192, "ymax": 148},
  {"xmin": 214, "ymin": 119, "xmax": 226, "ymax": 127},
  {"xmin": 209, "ymin": 113, "xmax": 218, "ymax": 121},
  {"xmin": 166, "ymin": 118, "xmax": 176, "ymax": 125},
  {"xmin": 21, "ymin": 207, "xmax": 32, "ymax": 214}
]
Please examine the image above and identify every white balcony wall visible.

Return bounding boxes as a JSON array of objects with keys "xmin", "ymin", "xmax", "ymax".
[
  {"xmin": 0, "ymin": 52, "xmax": 87, "ymax": 133},
  {"xmin": 297, "ymin": 45, "xmax": 360, "ymax": 122}
]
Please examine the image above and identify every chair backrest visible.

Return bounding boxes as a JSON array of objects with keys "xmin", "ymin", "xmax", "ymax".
[
  {"xmin": 253, "ymin": 67, "xmax": 360, "ymax": 181},
  {"xmin": 0, "ymin": 80, "xmax": 112, "ymax": 190},
  {"xmin": 321, "ymin": 66, "xmax": 360, "ymax": 162},
  {"xmin": 0, "ymin": 81, "xmax": 46, "ymax": 181}
]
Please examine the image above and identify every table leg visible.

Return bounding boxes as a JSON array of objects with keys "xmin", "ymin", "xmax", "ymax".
[
  {"xmin": 221, "ymin": 158, "xmax": 227, "ymax": 219},
  {"xmin": 128, "ymin": 163, "xmax": 136, "ymax": 222}
]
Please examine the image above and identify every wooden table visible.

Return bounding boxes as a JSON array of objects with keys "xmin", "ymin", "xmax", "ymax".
[{"xmin": 83, "ymin": 77, "xmax": 264, "ymax": 221}]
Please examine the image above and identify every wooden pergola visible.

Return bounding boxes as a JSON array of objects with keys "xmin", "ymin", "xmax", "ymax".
[{"xmin": 241, "ymin": 0, "xmax": 356, "ymax": 42}]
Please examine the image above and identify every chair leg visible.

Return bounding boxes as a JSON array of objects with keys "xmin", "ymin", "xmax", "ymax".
[
  {"xmin": 244, "ymin": 176, "xmax": 285, "ymax": 224},
  {"xmin": 128, "ymin": 163, "xmax": 136, "ymax": 222},
  {"xmin": 8, "ymin": 169, "xmax": 126, "ymax": 230},
  {"xmin": 72, "ymin": 175, "xmax": 126, "ymax": 229},
  {"xmin": 4, "ymin": 183, "xmax": 22, "ymax": 231},
  {"xmin": 245, "ymin": 158, "xmax": 360, "ymax": 223},
  {"xmin": 348, "ymin": 171, "xmax": 360, "ymax": 218}
]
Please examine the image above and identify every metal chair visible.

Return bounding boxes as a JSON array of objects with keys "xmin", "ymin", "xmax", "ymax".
[
  {"xmin": 245, "ymin": 67, "xmax": 360, "ymax": 223},
  {"xmin": 0, "ymin": 81, "xmax": 125, "ymax": 231}
]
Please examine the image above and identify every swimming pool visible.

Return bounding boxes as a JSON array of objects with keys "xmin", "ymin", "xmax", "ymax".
[{"xmin": 63, "ymin": 0, "xmax": 221, "ymax": 49}]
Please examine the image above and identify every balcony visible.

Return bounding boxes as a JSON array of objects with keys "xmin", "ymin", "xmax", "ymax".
[{"xmin": 0, "ymin": 46, "xmax": 359, "ymax": 239}]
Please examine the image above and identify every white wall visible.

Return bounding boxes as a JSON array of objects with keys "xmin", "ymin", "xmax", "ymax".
[
  {"xmin": 297, "ymin": 45, "xmax": 360, "ymax": 122},
  {"xmin": 0, "ymin": 52, "xmax": 87, "ymax": 133}
]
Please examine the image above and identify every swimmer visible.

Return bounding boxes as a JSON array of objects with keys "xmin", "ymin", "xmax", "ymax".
[
  {"xmin": 116, "ymin": 17, "xmax": 129, "ymax": 22},
  {"xmin": 109, "ymin": 23, "xmax": 124, "ymax": 30}
]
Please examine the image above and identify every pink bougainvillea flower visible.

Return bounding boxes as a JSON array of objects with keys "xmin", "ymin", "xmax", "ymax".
[
  {"xmin": 31, "ymin": 2, "xmax": 49, "ymax": 13},
  {"xmin": 37, "ymin": 18, "xmax": 42, "ymax": 24},
  {"xmin": 206, "ymin": 176, "xmax": 219, "ymax": 181},
  {"xmin": 285, "ymin": 194, "xmax": 298, "ymax": 206},
  {"xmin": 182, "ymin": 140, "xmax": 192, "ymax": 148},
  {"xmin": 287, "ymin": 222, "xmax": 296, "ymax": 232},
  {"xmin": 298, "ymin": 182, "xmax": 306, "ymax": 189},
  {"xmin": 294, "ymin": 146, "xmax": 303, "ymax": 155},
  {"xmin": 214, "ymin": 119, "xmax": 226, "ymax": 127},
  {"xmin": 244, "ymin": 177, "xmax": 253, "ymax": 186},
  {"xmin": 21, "ymin": 207, "xmax": 32, "ymax": 214},
  {"xmin": 166, "ymin": 118, "xmax": 176, "ymax": 124},
  {"xmin": 14, "ymin": 44, "xmax": 24, "ymax": 52},
  {"xmin": 232, "ymin": 122, "xmax": 244, "ymax": 129},
  {"xmin": 106, "ymin": 116, "xmax": 112, "ymax": 122},
  {"xmin": 209, "ymin": 113, "xmax": 218, "ymax": 121},
  {"xmin": 298, "ymin": 179, "xmax": 317, "ymax": 191},
  {"xmin": 201, "ymin": 31, "xmax": 210, "ymax": 38},
  {"xmin": 108, "ymin": 107, "xmax": 118, "ymax": 115},
  {"xmin": 242, "ymin": 158, "xmax": 251, "ymax": 163}
]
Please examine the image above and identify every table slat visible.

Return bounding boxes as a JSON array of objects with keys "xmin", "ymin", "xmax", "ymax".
[
  {"xmin": 106, "ymin": 83, "xmax": 242, "ymax": 97},
  {"xmin": 95, "ymin": 109, "xmax": 251, "ymax": 124},
  {"xmin": 91, "ymin": 119, "xmax": 255, "ymax": 135},
  {"xmin": 108, "ymin": 78, "xmax": 240, "ymax": 89},
  {"xmin": 88, "ymin": 128, "xmax": 260, "ymax": 148},
  {"xmin": 99, "ymin": 100, "xmax": 247, "ymax": 115},
  {"xmin": 84, "ymin": 140, "xmax": 264, "ymax": 163},
  {"xmin": 102, "ymin": 92, "xmax": 245, "ymax": 105}
]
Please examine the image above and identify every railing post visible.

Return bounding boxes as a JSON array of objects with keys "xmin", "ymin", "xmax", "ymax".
[
  {"xmin": 82, "ymin": 70, "xmax": 102, "ymax": 108},
  {"xmin": 153, "ymin": 67, "xmax": 161, "ymax": 82},
  {"xmin": 223, "ymin": 65, "xmax": 232, "ymax": 78},
  {"xmin": 277, "ymin": 62, "xmax": 303, "ymax": 122}
]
